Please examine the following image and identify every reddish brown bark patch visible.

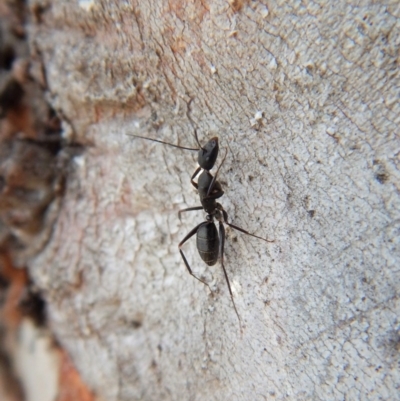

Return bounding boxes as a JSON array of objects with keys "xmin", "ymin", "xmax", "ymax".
[{"xmin": 56, "ymin": 350, "xmax": 95, "ymax": 401}]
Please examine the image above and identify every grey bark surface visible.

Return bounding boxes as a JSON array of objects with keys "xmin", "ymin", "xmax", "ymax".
[{"xmin": 27, "ymin": 1, "xmax": 399, "ymax": 400}]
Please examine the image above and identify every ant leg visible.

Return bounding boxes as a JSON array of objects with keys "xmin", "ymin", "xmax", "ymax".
[
  {"xmin": 179, "ymin": 222, "xmax": 212, "ymax": 292},
  {"xmin": 206, "ymin": 149, "xmax": 228, "ymax": 197},
  {"xmin": 178, "ymin": 206, "xmax": 203, "ymax": 221},
  {"xmin": 219, "ymin": 206, "xmax": 274, "ymax": 243},
  {"xmin": 218, "ymin": 222, "xmax": 242, "ymax": 331},
  {"xmin": 204, "ymin": 188, "xmax": 224, "ymax": 200},
  {"xmin": 191, "ymin": 166, "xmax": 201, "ymax": 189}
]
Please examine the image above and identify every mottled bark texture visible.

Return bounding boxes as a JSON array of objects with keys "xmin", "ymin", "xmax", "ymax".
[{"xmin": 27, "ymin": 1, "xmax": 399, "ymax": 400}]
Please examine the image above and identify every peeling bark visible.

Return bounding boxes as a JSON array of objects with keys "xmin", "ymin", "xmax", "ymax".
[{"xmin": 25, "ymin": 1, "xmax": 400, "ymax": 400}]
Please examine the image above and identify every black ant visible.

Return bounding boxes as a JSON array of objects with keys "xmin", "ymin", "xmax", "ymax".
[{"xmin": 127, "ymin": 132, "xmax": 273, "ymax": 328}]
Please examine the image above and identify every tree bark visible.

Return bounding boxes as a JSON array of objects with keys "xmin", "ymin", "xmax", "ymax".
[{"xmin": 27, "ymin": 1, "xmax": 399, "ymax": 400}]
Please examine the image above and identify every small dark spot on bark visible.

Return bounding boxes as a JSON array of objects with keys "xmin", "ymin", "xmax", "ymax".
[
  {"xmin": 386, "ymin": 330, "xmax": 400, "ymax": 353},
  {"xmin": 0, "ymin": 176, "xmax": 5, "ymax": 192},
  {"xmin": 307, "ymin": 210, "xmax": 315, "ymax": 218},
  {"xmin": 257, "ymin": 157, "xmax": 268, "ymax": 168},
  {"xmin": 157, "ymin": 344, "xmax": 162, "ymax": 352},
  {"xmin": 0, "ymin": 274, "xmax": 9, "ymax": 290},
  {"xmin": 130, "ymin": 320, "xmax": 142, "ymax": 329},
  {"xmin": 0, "ymin": 46, "xmax": 16, "ymax": 70},
  {"xmin": 19, "ymin": 288, "xmax": 46, "ymax": 326},
  {"xmin": 248, "ymin": 175, "xmax": 254, "ymax": 182},
  {"xmin": 375, "ymin": 172, "xmax": 388, "ymax": 184},
  {"xmin": 373, "ymin": 160, "xmax": 389, "ymax": 183},
  {"xmin": 32, "ymin": 4, "xmax": 48, "ymax": 24},
  {"xmin": 0, "ymin": 80, "xmax": 24, "ymax": 115}
]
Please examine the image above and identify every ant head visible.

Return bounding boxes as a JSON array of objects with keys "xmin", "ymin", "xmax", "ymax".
[{"xmin": 198, "ymin": 137, "xmax": 219, "ymax": 171}]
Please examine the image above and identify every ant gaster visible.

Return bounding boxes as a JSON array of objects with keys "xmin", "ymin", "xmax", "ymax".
[{"xmin": 127, "ymin": 131, "xmax": 273, "ymax": 329}]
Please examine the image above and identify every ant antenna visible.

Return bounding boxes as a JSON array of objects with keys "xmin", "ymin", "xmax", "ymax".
[
  {"xmin": 193, "ymin": 129, "xmax": 205, "ymax": 151},
  {"xmin": 126, "ymin": 133, "xmax": 199, "ymax": 151}
]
